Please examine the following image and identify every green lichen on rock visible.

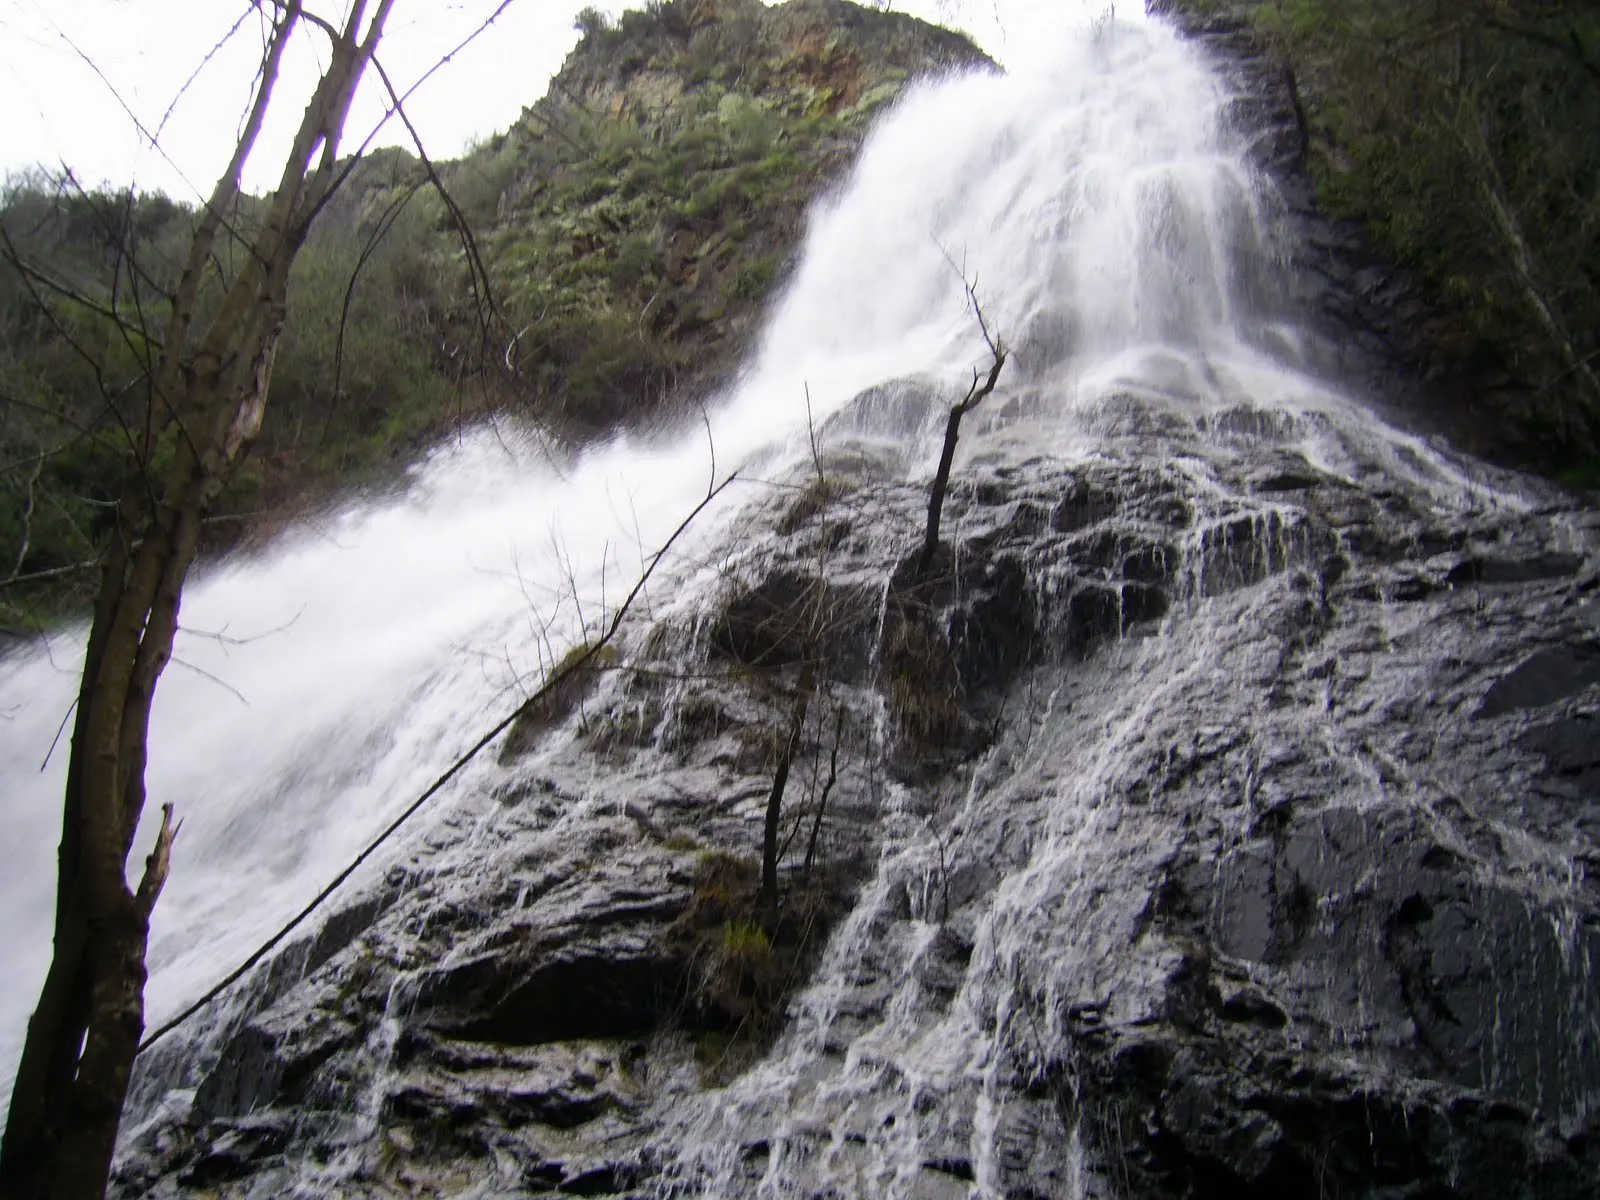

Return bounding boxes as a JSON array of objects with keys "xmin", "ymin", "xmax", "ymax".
[{"xmin": 498, "ymin": 642, "xmax": 620, "ymax": 762}]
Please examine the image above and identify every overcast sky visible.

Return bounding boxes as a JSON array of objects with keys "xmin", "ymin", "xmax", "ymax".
[{"xmin": 0, "ymin": 0, "xmax": 1136, "ymax": 201}]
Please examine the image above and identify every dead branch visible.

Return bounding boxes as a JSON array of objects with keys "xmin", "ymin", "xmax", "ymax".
[
  {"xmin": 139, "ymin": 467, "xmax": 738, "ymax": 1054},
  {"xmin": 759, "ymin": 395, "xmax": 839, "ymax": 919},
  {"xmin": 134, "ymin": 804, "xmax": 181, "ymax": 917},
  {"xmin": 802, "ymin": 703, "xmax": 845, "ymax": 882},
  {"xmin": 919, "ymin": 267, "xmax": 1007, "ymax": 576},
  {"xmin": 4, "ymin": 454, "xmax": 44, "ymax": 584},
  {"xmin": 369, "ymin": 55, "xmax": 505, "ymax": 387}
]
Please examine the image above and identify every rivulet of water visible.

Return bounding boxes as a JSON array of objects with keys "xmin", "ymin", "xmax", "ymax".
[{"xmin": 0, "ymin": 1, "xmax": 1533, "ymax": 1139}]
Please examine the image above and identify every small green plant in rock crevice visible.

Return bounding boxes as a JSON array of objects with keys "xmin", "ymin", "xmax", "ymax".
[
  {"xmin": 883, "ymin": 596, "xmax": 966, "ymax": 751},
  {"xmin": 664, "ymin": 848, "xmax": 848, "ymax": 1083},
  {"xmin": 498, "ymin": 642, "xmax": 620, "ymax": 763},
  {"xmin": 708, "ymin": 919, "xmax": 777, "ymax": 1024}
]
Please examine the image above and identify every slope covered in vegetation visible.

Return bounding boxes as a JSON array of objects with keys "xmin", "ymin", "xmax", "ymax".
[
  {"xmin": 0, "ymin": 0, "xmax": 985, "ymax": 632},
  {"xmin": 1163, "ymin": 0, "xmax": 1600, "ymax": 482}
]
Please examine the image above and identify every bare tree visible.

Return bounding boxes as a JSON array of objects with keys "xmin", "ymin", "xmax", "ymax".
[
  {"xmin": 920, "ymin": 268, "xmax": 1006, "ymax": 577},
  {"xmin": 0, "ymin": 4, "xmax": 399, "ymax": 1196},
  {"xmin": 760, "ymin": 263, "xmax": 1008, "ymax": 913}
]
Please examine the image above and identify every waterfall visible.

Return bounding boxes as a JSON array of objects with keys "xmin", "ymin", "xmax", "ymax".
[
  {"xmin": 635, "ymin": 17, "xmax": 1564, "ymax": 1198},
  {"xmin": 3, "ymin": 5, "xmax": 1575, "ymax": 1189}
]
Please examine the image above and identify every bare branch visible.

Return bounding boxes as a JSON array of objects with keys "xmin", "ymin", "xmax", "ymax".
[
  {"xmin": 160, "ymin": 0, "xmax": 299, "ymax": 400},
  {"xmin": 166, "ymin": 656, "xmax": 251, "ymax": 705},
  {"xmin": 802, "ymin": 704, "xmax": 846, "ymax": 882},
  {"xmin": 139, "ymin": 467, "xmax": 740, "ymax": 1053},
  {"xmin": 333, "ymin": 180, "xmax": 425, "ymax": 397},
  {"xmin": 0, "ymin": 222, "xmax": 162, "ymax": 494},
  {"xmin": 156, "ymin": 3, "xmax": 260, "ymax": 147},
  {"xmin": 920, "ymin": 265, "xmax": 1007, "ymax": 575},
  {"xmin": 0, "ymin": 561, "xmax": 100, "ymax": 589},
  {"xmin": 179, "ymin": 605, "xmax": 305, "ymax": 646},
  {"xmin": 368, "ymin": 54, "xmax": 503, "ymax": 367},
  {"xmin": 4, "ymin": 454, "xmax": 44, "ymax": 584},
  {"xmin": 0, "ymin": 224, "xmax": 164, "ymax": 352},
  {"xmin": 334, "ymin": 0, "xmax": 525, "ymax": 188},
  {"xmin": 134, "ymin": 804, "xmax": 181, "ymax": 916}
]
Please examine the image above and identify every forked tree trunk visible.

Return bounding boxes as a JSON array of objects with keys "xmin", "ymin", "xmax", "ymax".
[
  {"xmin": 0, "ymin": 4, "xmax": 394, "ymax": 1195},
  {"xmin": 919, "ymin": 346, "xmax": 1006, "ymax": 577}
]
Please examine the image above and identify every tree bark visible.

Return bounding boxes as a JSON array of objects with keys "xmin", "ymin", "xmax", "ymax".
[
  {"xmin": 761, "ymin": 660, "xmax": 815, "ymax": 920},
  {"xmin": 920, "ymin": 404, "xmax": 967, "ymax": 576},
  {"xmin": 0, "ymin": 4, "xmax": 395, "ymax": 1195},
  {"xmin": 919, "ymin": 348, "xmax": 1006, "ymax": 577}
]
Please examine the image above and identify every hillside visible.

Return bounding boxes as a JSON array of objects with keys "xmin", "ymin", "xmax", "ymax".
[
  {"xmin": 0, "ymin": 0, "xmax": 987, "ymax": 632},
  {"xmin": 1156, "ymin": 0, "xmax": 1600, "ymax": 485}
]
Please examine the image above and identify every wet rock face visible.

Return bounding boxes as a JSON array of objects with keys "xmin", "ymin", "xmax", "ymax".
[
  {"xmin": 1020, "ymin": 483, "xmax": 1600, "ymax": 1198},
  {"xmin": 1182, "ymin": 799, "xmax": 1600, "ymax": 1111},
  {"xmin": 115, "ymin": 385, "xmax": 1600, "ymax": 1198},
  {"xmin": 652, "ymin": 405, "xmax": 1597, "ymax": 1196}
]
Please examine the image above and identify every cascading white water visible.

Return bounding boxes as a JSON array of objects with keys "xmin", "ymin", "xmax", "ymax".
[
  {"xmin": 637, "ymin": 12, "xmax": 1552, "ymax": 1200},
  {"xmin": 0, "ymin": 1, "xmax": 1521, "ymax": 1135}
]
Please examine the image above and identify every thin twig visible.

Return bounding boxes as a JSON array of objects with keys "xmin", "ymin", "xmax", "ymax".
[
  {"xmin": 178, "ymin": 605, "xmax": 304, "ymax": 646},
  {"xmin": 0, "ymin": 561, "xmax": 99, "ymax": 589},
  {"xmin": 5, "ymin": 454, "xmax": 44, "ymax": 583},
  {"xmin": 167, "ymin": 656, "xmax": 251, "ymax": 705}
]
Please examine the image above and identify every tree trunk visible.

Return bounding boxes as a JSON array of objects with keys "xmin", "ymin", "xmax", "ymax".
[
  {"xmin": 47, "ymin": 887, "xmax": 152, "ymax": 1200},
  {"xmin": 761, "ymin": 660, "xmax": 815, "ymax": 920},
  {"xmin": 919, "ymin": 348, "xmax": 1005, "ymax": 577},
  {"xmin": 920, "ymin": 405, "xmax": 967, "ymax": 576},
  {"xmin": 2, "ymin": 494, "xmax": 191, "ymax": 1200},
  {"xmin": 0, "ymin": 3, "xmax": 395, "ymax": 1193},
  {"xmin": 1, "ymin": 920, "xmax": 90, "ymax": 1200}
]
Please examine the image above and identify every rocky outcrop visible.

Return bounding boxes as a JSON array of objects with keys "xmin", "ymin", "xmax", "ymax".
[
  {"xmin": 653, "ymin": 395, "xmax": 1599, "ymax": 1199},
  {"xmin": 114, "ymin": 373, "xmax": 1600, "ymax": 1196},
  {"xmin": 558, "ymin": 0, "xmax": 983, "ymax": 121}
]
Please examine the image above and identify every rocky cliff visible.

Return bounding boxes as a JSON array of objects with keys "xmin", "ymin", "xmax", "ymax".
[
  {"xmin": 114, "ymin": 378, "xmax": 1600, "ymax": 1199},
  {"xmin": 451, "ymin": 0, "xmax": 988, "ymax": 436}
]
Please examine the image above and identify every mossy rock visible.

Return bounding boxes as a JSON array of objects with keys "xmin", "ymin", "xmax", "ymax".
[{"xmin": 499, "ymin": 643, "xmax": 620, "ymax": 762}]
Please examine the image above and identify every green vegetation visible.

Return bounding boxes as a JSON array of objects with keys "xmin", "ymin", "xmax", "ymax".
[
  {"xmin": 776, "ymin": 475, "xmax": 850, "ymax": 535},
  {"xmin": 1, "ymin": 0, "xmax": 980, "ymax": 630},
  {"xmin": 1237, "ymin": 0, "xmax": 1600, "ymax": 469},
  {"xmin": 498, "ymin": 642, "xmax": 620, "ymax": 762},
  {"xmin": 0, "ymin": 159, "xmax": 461, "ymax": 631},
  {"xmin": 666, "ymin": 848, "xmax": 843, "ymax": 1082},
  {"xmin": 575, "ymin": 6, "xmax": 613, "ymax": 39}
]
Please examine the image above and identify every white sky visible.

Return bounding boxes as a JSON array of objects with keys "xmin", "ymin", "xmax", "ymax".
[{"xmin": 0, "ymin": 0, "xmax": 1132, "ymax": 202}]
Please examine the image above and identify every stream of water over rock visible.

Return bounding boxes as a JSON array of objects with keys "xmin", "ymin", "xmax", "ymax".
[{"xmin": 4, "ymin": 7, "xmax": 1597, "ymax": 1198}]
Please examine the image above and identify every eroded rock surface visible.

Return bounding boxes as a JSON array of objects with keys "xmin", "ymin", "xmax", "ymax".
[{"xmin": 114, "ymin": 375, "xmax": 1600, "ymax": 1197}]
